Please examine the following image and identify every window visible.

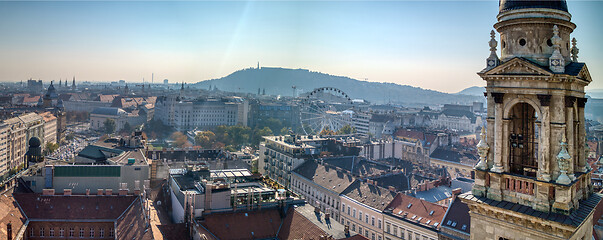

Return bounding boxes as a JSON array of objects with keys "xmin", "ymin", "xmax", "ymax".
[
  {"xmin": 353, "ymin": 209, "xmax": 356, "ymax": 218},
  {"xmin": 359, "ymin": 226, "xmax": 363, "ymax": 236},
  {"xmin": 352, "ymin": 224, "xmax": 356, "ymax": 232},
  {"xmin": 365, "ymin": 230, "xmax": 369, "ymax": 236},
  {"xmin": 508, "ymin": 103, "xmax": 539, "ymax": 177},
  {"xmin": 60, "ymin": 228, "xmax": 64, "ymax": 237},
  {"xmin": 69, "ymin": 228, "xmax": 74, "ymax": 237},
  {"xmin": 50, "ymin": 228, "xmax": 55, "ymax": 237},
  {"xmin": 80, "ymin": 228, "xmax": 84, "ymax": 238},
  {"xmin": 348, "ymin": 206, "xmax": 351, "ymax": 215},
  {"xmin": 40, "ymin": 228, "xmax": 44, "ymax": 237},
  {"xmin": 372, "ymin": 233, "xmax": 376, "ymax": 240},
  {"xmin": 30, "ymin": 228, "xmax": 34, "ymax": 237},
  {"xmin": 100, "ymin": 229, "xmax": 105, "ymax": 238},
  {"xmin": 365, "ymin": 215, "xmax": 369, "ymax": 223},
  {"xmin": 109, "ymin": 228, "xmax": 114, "ymax": 238},
  {"xmin": 379, "ymin": 236, "xmax": 382, "ymax": 240},
  {"xmin": 408, "ymin": 231, "xmax": 413, "ymax": 240},
  {"xmin": 372, "ymin": 216, "xmax": 375, "ymax": 226},
  {"xmin": 378, "ymin": 219, "xmax": 382, "ymax": 229},
  {"xmin": 400, "ymin": 228, "xmax": 405, "ymax": 240},
  {"xmin": 90, "ymin": 228, "xmax": 95, "ymax": 238},
  {"xmin": 359, "ymin": 211, "xmax": 363, "ymax": 220},
  {"xmin": 386, "ymin": 223, "xmax": 391, "ymax": 233},
  {"xmin": 393, "ymin": 225, "xmax": 397, "ymax": 237}
]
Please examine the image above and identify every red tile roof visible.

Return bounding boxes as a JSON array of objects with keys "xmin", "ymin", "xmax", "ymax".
[
  {"xmin": 278, "ymin": 208, "xmax": 329, "ymax": 240},
  {"xmin": 13, "ymin": 193, "xmax": 138, "ymax": 220},
  {"xmin": 341, "ymin": 234, "xmax": 370, "ymax": 240},
  {"xmin": 199, "ymin": 209, "xmax": 282, "ymax": 239},
  {"xmin": 116, "ymin": 197, "xmax": 153, "ymax": 240},
  {"xmin": 0, "ymin": 188, "xmax": 27, "ymax": 240},
  {"xmin": 385, "ymin": 193, "xmax": 448, "ymax": 229}
]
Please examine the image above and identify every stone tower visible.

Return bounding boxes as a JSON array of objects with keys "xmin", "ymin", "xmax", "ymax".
[{"xmin": 460, "ymin": 1, "xmax": 600, "ymax": 239}]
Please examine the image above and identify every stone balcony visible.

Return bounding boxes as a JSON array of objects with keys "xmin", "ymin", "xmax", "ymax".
[{"xmin": 473, "ymin": 168, "xmax": 594, "ymax": 215}]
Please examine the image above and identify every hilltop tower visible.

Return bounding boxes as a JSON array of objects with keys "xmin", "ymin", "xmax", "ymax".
[
  {"xmin": 461, "ymin": 1, "xmax": 599, "ymax": 239},
  {"xmin": 72, "ymin": 76, "xmax": 76, "ymax": 90}
]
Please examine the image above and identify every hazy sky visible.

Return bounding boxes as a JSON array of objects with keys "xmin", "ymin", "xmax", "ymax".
[{"xmin": 0, "ymin": 1, "xmax": 601, "ymax": 93}]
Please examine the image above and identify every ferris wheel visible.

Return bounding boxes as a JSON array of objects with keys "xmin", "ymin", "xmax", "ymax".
[{"xmin": 299, "ymin": 87, "xmax": 353, "ymax": 135}]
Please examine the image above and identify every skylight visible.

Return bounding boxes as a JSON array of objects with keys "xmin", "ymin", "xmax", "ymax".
[
  {"xmin": 461, "ymin": 225, "xmax": 467, "ymax": 230},
  {"xmin": 447, "ymin": 220, "xmax": 452, "ymax": 225},
  {"xmin": 429, "ymin": 210, "xmax": 434, "ymax": 216},
  {"xmin": 407, "ymin": 203, "xmax": 412, "ymax": 208},
  {"xmin": 411, "ymin": 215, "xmax": 417, "ymax": 219},
  {"xmin": 426, "ymin": 220, "xmax": 431, "ymax": 224}
]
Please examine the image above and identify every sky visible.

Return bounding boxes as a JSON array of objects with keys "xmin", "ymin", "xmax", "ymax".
[{"xmin": 0, "ymin": 1, "xmax": 601, "ymax": 93}]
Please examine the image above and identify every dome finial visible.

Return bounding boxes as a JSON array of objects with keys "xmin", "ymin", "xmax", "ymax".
[{"xmin": 571, "ymin": 37, "xmax": 579, "ymax": 62}]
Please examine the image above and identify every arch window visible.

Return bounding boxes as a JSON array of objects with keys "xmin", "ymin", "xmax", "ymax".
[{"xmin": 508, "ymin": 103, "xmax": 539, "ymax": 177}]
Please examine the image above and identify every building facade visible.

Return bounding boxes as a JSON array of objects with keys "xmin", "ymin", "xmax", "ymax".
[
  {"xmin": 462, "ymin": 1, "xmax": 600, "ymax": 239},
  {"xmin": 155, "ymin": 96, "xmax": 249, "ymax": 131}
]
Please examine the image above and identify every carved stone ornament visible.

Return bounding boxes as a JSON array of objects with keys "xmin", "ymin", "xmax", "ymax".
[
  {"xmin": 475, "ymin": 126, "xmax": 489, "ymax": 170},
  {"xmin": 571, "ymin": 38, "xmax": 579, "ymax": 62},
  {"xmin": 549, "ymin": 25, "xmax": 565, "ymax": 73},
  {"xmin": 556, "ymin": 135, "xmax": 572, "ymax": 185},
  {"xmin": 487, "ymin": 30, "xmax": 500, "ymax": 68}
]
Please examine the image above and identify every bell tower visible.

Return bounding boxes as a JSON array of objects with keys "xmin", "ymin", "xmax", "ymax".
[{"xmin": 461, "ymin": 1, "xmax": 600, "ymax": 239}]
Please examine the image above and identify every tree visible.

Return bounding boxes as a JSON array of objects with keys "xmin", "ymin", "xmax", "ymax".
[
  {"xmin": 280, "ymin": 127, "xmax": 291, "ymax": 136},
  {"xmin": 120, "ymin": 122, "xmax": 132, "ymax": 134},
  {"xmin": 170, "ymin": 132, "xmax": 190, "ymax": 148},
  {"xmin": 252, "ymin": 127, "xmax": 273, "ymax": 146},
  {"xmin": 336, "ymin": 125, "xmax": 355, "ymax": 135},
  {"xmin": 195, "ymin": 131, "xmax": 216, "ymax": 148},
  {"xmin": 257, "ymin": 118, "xmax": 283, "ymax": 134},
  {"xmin": 44, "ymin": 142, "xmax": 59, "ymax": 155},
  {"xmin": 319, "ymin": 126, "xmax": 335, "ymax": 136},
  {"xmin": 103, "ymin": 118, "xmax": 116, "ymax": 133}
]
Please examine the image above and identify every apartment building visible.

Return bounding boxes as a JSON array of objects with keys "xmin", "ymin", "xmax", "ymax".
[
  {"xmin": 155, "ymin": 96, "xmax": 249, "ymax": 131},
  {"xmin": 39, "ymin": 112, "xmax": 57, "ymax": 145}
]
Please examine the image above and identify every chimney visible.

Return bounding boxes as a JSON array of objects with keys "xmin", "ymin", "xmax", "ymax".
[
  {"xmin": 97, "ymin": 189, "xmax": 104, "ymax": 196},
  {"xmin": 452, "ymin": 188, "xmax": 462, "ymax": 201},
  {"xmin": 106, "ymin": 189, "xmax": 113, "ymax": 196},
  {"xmin": 7, "ymin": 222, "xmax": 12, "ymax": 240},
  {"xmin": 42, "ymin": 189, "xmax": 55, "ymax": 196},
  {"xmin": 119, "ymin": 189, "xmax": 128, "ymax": 196},
  {"xmin": 86, "ymin": 189, "xmax": 90, "ymax": 196},
  {"xmin": 63, "ymin": 189, "xmax": 72, "ymax": 196}
]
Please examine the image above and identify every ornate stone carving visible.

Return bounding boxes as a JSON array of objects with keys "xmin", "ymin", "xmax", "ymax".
[
  {"xmin": 492, "ymin": 92, "xmax": 504, "ymax": 104},
  {"xmin": 556, "ymin": 136, "xmax": 572, "ymax": 185},
  {"xmin": 487, "ymin": 30, "xmax": 500, "ymax": 69},
  {"xmin": 537, "ymin": 94, "xmax": 552, "ymax": 107},
  {"xmin": 549, "ymin": 25, "xmax": 565, "ymax": 73},
  {"xmin": 571, "ymin": 38, "xmax": 579, "ymax": 62},
  {"xmin": 475, "ymin": 127, "xmax": 489, "ymax": 170}
]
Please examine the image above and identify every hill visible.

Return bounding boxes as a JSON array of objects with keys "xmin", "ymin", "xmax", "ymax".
[
  {"xmin": 456, "ymin": 86, "xmax": 485, "ymax": 96},
  {"xmin": 194, "ymin": 67, "xmax": 482, "ymax": 107}
]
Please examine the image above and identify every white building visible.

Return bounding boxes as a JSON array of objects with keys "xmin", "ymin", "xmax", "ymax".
[
  {"xmin": 90, "ymin": 107, "xmax": 144, "ymax": 132},
  {"xmin": 155, "ymin": 96, "xmax": 249, "ymax": 131}
]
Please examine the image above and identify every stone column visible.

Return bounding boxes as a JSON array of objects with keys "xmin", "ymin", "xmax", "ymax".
[
  {"xmin": 491, "ymin": 92, "xmax": 504, "ymax": 173},
  {"xmin": 577, "ymin": 97, "xmax": 587, "ymax": 172},
  {"xmin": 486, "ymin": 92, "xmax": 495, "ymax": 169},
  {"xmin": 538, "ymin": 94, "xmax": 552, "ymax": 181},
  {"xmin": 565, "ymin": 96, "xmax": 576, "ymax": 180}
]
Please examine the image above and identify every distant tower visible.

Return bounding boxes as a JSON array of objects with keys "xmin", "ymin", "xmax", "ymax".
[
  {"xmin": 59, "ymin": 79, "xmax": 62, "ymax": 88},
  {"xmin": 463, "ymin": 1, "xmax": 597, "ymax": 240},
  {"xmin": 257, "ymin": 61, "xmax": 260, "ymax": 69},
  {"xmin": 72, "ymin": 76, "xmax": 76, "ymax": 90},
  {"xmin": 262, "ymin": 88, "xmax": 265, "ymax": 95},
  {"xmin": 124, "ymin": 84, "xmax": 129, "ymax": 95},
  {"xmin": 43, "ymin": 81, "xmax": 58, "ymax": 108},
  {"xmin": 292, "ymin": 86, "xmax": 297, "ymax": 97},
  {"xmin": 258, "ymin": 88, "xmax": 261, "ymax": 95}
]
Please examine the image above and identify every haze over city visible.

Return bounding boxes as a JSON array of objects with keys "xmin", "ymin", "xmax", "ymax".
[{"xmin": 1, "ymin": 0, "xmax": 602, "ymax": 93}]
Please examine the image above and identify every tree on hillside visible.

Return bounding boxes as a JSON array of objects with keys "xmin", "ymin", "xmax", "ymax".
[
  {"xmin": 170, "ymin": 132, "xmax": 190, "ymax": 148},
  {"xmin": 103, "ymin": 118, "xmax": 116, "ymax": 134}
]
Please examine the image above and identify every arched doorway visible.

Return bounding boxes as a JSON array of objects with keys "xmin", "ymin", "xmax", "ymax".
[{"xmin": 508, "ymin": 103, "xmax": 539, "ymax": 177}]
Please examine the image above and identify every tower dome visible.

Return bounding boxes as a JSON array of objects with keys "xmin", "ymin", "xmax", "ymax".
[
  {"xmin": 494, "ymin": 0, "xmax": 575, "ymax": 65},
  {"xmin": 499, "ymin": 0, "xmax": 568, "ymax": 13},
  {"xmin": 29, "ymin": 136, "xmax": 41, "ymax": 148}
]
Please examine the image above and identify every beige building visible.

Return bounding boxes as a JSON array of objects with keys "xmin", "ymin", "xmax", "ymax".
[
  {"xmin": 0, "ymin": 123, "xmax": 9, "ymax": 178},
  {"xmin": 383, "ymin": 193, "xmax": 447, "ymax": 240},
  {"xmin": 461, "ymin": 1, "xmax": 600, "ymax": 239},
  {"xmin": 39, "ymin": 112, "xmax": 57, "ymax": 145},
  {"xmin": 4, "ymin": 117, "xmax": 27, "ymax": 172},
  {"xmin": 340, "ymin": 181, "xmax": 396, "ymax": 240},
  {"xmin": 18, "ymin": 112, "xmax": 44, "ymax": 146}
]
